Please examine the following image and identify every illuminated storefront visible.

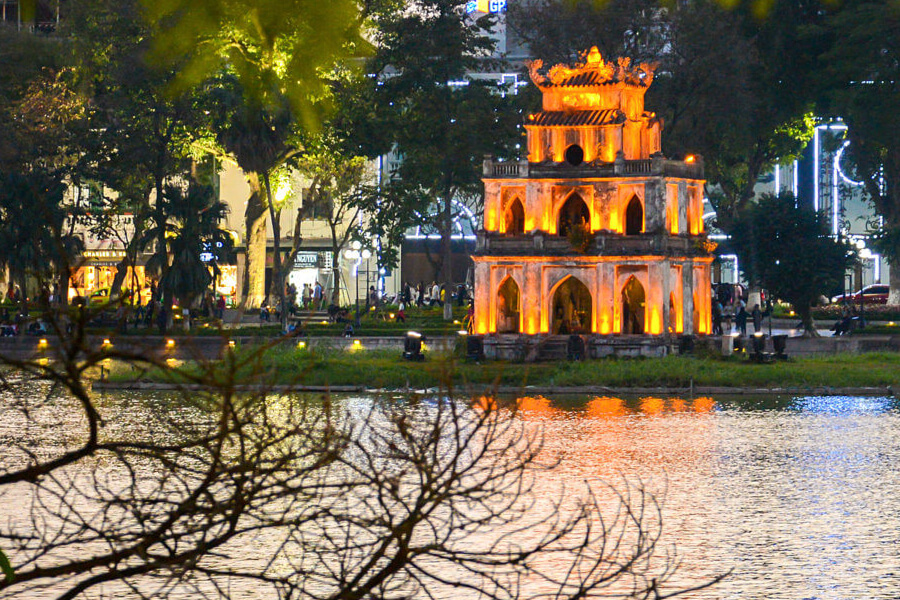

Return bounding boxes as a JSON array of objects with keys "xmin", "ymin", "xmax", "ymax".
[
  {"xmin": 69, "ymin": 250, "xmax": 152, "ymax": 304},
  {"xmin": 286, "ymin": 250, "xmax": 334, "ymax": 294}
]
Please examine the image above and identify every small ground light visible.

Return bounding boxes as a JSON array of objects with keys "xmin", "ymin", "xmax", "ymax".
[
  {"xmin": 403, "ymin": 331, "xmax": 424, "ymax": 361},
  {"xmin": 389, "ymin": 313, "xmax": 395, "ymax": 319},
  {"xmin": 453, "ymin": 320, "xmax": 461, "ymax": 325},
  {"xmin": 890, "ymin": 322, "xmax": 896, "ymax": 326},
  {"xmin": 166, "ymin": 339, "xmax": 176, "ymax": 348},
  {"xmin": 458, "ymin": 330, "xmax": 468, "ymax": 336},
  {"xmin": 685, "ymin": 154, "xmax": 696, "ymax": 163},
  {"xmin": 297, "ymin": 340, "xmax": 306, "ymax": 349},
  {"xmin": 228, "ymin": 340, "xmax": 236, "ymax": 347},
  {"xmin": 103, "ymin": 338, "xmax": 111, "ymax": 346},
  {"xmin": 353, "ymin": 339, "xmax": 362, "ymax": 347},
  {"xmin": 38, "ymin": 338, "xmax": 48, "ymax": 347}
]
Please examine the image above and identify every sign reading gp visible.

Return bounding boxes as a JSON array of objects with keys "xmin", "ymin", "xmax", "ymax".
[{"xmin": 465, "ymin": 0, "xmax": 507, "ymax": 13}]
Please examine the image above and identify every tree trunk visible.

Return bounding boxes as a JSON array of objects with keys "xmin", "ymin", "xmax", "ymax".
[
  {"xmin": 243, "ymin": 173, "xmax": 267, "ymax": 310},
  {"xmin": 889, "ymin": 261, "xmax": 900, "ymax": 305},
  {"xmin": 57, "ymin": 265, "xmax": 69, "ymax": 309},
  {"xmin": 441, "ymin": 194, "xmax": 453, "ymax": 321},
  {"xmin": 262, "ymin": 171, "xmax": 287, "ymax": 332},
  {"xmin": 798, "ymin": 305, "xmax": 819, "ymax": 338}
]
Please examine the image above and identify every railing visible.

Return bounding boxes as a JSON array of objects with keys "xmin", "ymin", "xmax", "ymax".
[
  {"xmin": 623, "ymin": 159, "xmax": 652, "ymax": 174},
  {"xmin": 483, "ymin": 157, "xmax": 704, "ymax": 180},
  {"xmin": 488, "ymin": 161, "xmax": 527, "ymax": 177}
]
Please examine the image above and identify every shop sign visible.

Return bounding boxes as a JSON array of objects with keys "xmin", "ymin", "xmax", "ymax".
[
  {"xmin": 466, "ymin": 0, "xmax": 506, "ymax": 13},
  {"xmin": 294, "ymin": 252, "xmax": 318, "ymax": 269},
  {"xmin": 82, "ymin": 249, "xmax": 126, "ymax": 262},
  {"xmin": 292, "ymin": 251, "xmax": 334, "ymax": 272}
]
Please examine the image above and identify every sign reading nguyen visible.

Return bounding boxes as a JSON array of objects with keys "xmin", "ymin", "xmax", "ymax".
[{"xmin": 466, "ymin": 0, "xmax": 507, "ymax": 13}]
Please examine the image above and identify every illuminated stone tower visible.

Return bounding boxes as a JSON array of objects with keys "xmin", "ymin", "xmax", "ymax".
[{"xmin": 473, "ymin": 48, "xmax": 712, "ymax": 350}]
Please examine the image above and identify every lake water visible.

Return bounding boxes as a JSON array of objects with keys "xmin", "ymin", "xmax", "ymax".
[{"xmin": 2, "ymin": 390, "xmax": 899, "ymax": 599}]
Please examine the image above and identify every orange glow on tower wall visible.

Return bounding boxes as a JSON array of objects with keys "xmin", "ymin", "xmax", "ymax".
[{"xmin": 649, "ymin": 307, "xmax": 662, "ymax": 335}]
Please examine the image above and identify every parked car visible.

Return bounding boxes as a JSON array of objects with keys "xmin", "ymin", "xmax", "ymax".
[{"xmin": 831, "ymin": 284, "xmax": 890, "ymax": 305}]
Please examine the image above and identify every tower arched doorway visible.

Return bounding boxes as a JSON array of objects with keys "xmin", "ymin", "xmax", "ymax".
[
  {"xmin": 625, "ymin": 195, "xmax": 643, "ymax": 235},
  {"xmin": 551, "ymin": 276, "xmax": 592, "ymax": 334},
  {"xmin": 504, "ymin": 198, "xmax": 525, "ymax": 235},
  {"xmin": 621, "ymin": 276, "xmax": 645, "ymax": 334},
  {"xmin": 496, "ymin": 277, "xmax": 520, "ymax": 333},
  {"xmin": 557, "ymin": 193, "xmax": 590, "ymax": 237}
]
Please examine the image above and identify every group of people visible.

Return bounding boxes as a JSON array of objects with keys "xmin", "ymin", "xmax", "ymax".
[
  {"xmin": 711, "ymin": 283, "xmax": 772, "ymax": 336},
  {"xmin": 396, "ymin": 281, "xmax": 470, "ymax": 309},
  {"xmin": 260, "ymin": 281, "xmax": 324, "ymax": 321}
]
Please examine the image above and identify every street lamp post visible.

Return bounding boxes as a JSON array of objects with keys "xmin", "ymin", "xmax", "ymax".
[{"xmin": 343, "ymin": 242, "xmax": 373, "ymax": 328}]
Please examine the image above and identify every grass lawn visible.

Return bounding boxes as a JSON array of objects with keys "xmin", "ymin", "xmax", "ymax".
[{"xmin": 107, "ymin": 347, "xmax": 900, "ymax": 391}]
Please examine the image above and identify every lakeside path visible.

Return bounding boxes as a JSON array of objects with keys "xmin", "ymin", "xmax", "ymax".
[{"xmin": 93, "ymin": 380, "xmax": 896, "ymax": 397}]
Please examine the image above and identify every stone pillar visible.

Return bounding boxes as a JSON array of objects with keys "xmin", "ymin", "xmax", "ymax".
[
  {"xmin": 660, "ymin": 259, "xmax": 671, "ymax": 335},
  {"xmin": 647, "ymin": 261, "xmax": 665, "ymax": 335},
  {"xmin": 523, "ymin": 262, "xmax": 542, "ymax": 334},
  {"xmin": 682, "ymin": 262, "xmax": 694, "ymax": 334},
  {"xmin": 677, "ymin": 182, "xmax": 688, "ymax": 235},
  {"xmin": 474, "ymin": 262, "xmax": 491, "ymax": 334},
  {"xmin": 644, "ymin": 180, "xmax": 666, "ymax": 233},
  {"xmin": 598, "ymin": 262, "xmax": 615, "ymax": 334}
]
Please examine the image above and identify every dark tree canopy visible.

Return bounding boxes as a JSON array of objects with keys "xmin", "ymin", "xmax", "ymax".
[
  {"xmin": 730, "ymin": 192, "xmax": 856, "ymax": 336},
  {"xmin": 810, "ymin": 0, "xmax": 900, "ymax": 302}
]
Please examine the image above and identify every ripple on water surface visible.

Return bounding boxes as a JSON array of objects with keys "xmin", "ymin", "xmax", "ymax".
[{"xmin": 519, "ymin": 394, "xmax": 900, "ymax": 600}]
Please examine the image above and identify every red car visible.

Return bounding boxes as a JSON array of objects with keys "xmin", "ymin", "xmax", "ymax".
[{"xmin": 831, "ymin": 284, "xmax": 890, "ymax": 305}]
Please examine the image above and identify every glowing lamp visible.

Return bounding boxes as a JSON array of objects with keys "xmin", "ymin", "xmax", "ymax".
[
  {"xmin": 228, "ymin": 340, "xmax": 236, "ymax": 347},
  {"xmin": 458, "ymin": 330, "xmax": 469, "ymax": 336},
  {"xmin": 685, "ymin": 155, "xmax": 696, "ymax": 164},
  {"xmin": 352, "ymin": 339, "xmax": 362, "ymax": 349},
  {"xmin": 102, "ymin": 338, "xmax": 111, "ymax": 346},
  {"xmin": 297, "ymin": 340, "xmax": 306, "ymax": 349},
  {"xmin": 403, "ymin": 331, "xmax": 424, "ymax": 361},
  {"xmin": 166, "ymin": 339, "xmax": 176, "ymax": 348},
  {"xmin": 38, "ymin": 338, "xmax": 48, "ymax": 348}
]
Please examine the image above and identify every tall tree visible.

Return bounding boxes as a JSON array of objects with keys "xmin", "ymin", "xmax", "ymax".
[
  {"xmin": 208, "ymin": 79, "xmax": 298, "ymax": 326},
  {"xmin": 66, "ymin": 0, "xmax": 203, "ymax": 311},
  {"xmin": 730, "ymin": 192, "xmax": 856, "ymax": 336},
  {"xmin": 652, "ymin": 0, "xmax": 818, "ymax": 233},
  {"xmin": 0, "ymin": 170, "xmax": 82, "ymax": 302},
  {"xmin": 294, "ymin": 141, "xmax": 372, "ymax": 305},
  {"xmin": 813, "ymin": 0, "xmax": 900, "ymax": 303},
  {"xmin": 141, "ymin": 0, "xmax": 368, "ymax": 313},
  {"xmin": 154, "ymin": 181, "xmax": 231, "ymax": 319},
  {"xmin": 370, "ymin": 0, "xmax": 523, "ymax": 320}
]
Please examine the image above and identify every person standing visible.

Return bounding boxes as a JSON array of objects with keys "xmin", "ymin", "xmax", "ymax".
[
  {"xmin": 431, "ymin": 281, "xmax": 441, "ymax": 307},
  {"xmin": 302, "ymin": 283, "xmax": 311, "ymax": 310},
  {"xmin": 735, "ymin": 303, "xmax": 748, "ymax": 336},
  {"xmin": 751, "ymin": 304, "xmax": 762, "ymax": 333},
  {"xmin": 712, "ymin": 298, "xmax": 724, "ymax": 336},
  {"xmin": 313, "ymin": 281, "xmax": 323, "ymax": 310}
]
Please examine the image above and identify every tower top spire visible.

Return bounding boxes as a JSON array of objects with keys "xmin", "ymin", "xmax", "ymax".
[{"xmin": 527, "ymin": 47, "xmax": 657, "ymax": 91}]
